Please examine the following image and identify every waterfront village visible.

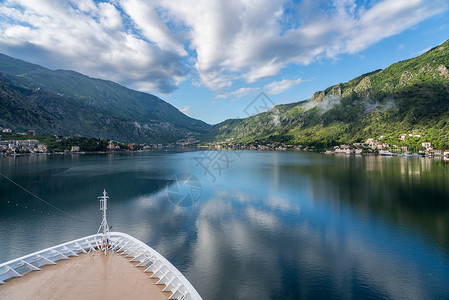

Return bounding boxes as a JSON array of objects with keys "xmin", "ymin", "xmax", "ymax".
[
  {"xmin": 327, "ymin": 139, "xmax": 449, "ymax": 158},
  {"xmin": 0, "ymin": 129, "xmax": 47, "ymax": 154},
  {"xmin": 205, "ymin": 134, "xmax": 449, "ymax": 159},
  {"xmin": 1, "ymin": 127, "xmax": 449, "ymax": 160},
  {"xmin": 0, "ymin": 128, "xmax": 201, "ymax": 154}
]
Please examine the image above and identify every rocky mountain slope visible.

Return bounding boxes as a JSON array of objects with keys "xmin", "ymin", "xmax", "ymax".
[
  {"xmin": 209, "ymin": 39, "xmax": 449, "ymax": 149},
  {"xmin": 0, "ymin": 54, "xmax": 211, "ymax": 143}
]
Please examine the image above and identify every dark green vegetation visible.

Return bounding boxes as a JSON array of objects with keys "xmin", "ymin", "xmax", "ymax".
[
  {"xmin": 0, "ymin": 132, "xmax": 131, "ymax": 152},
  {"xmin": 209, "ymin": 39, "xmax": 449, "ymax": 150},
  {"xmin": 41, "ymin": 136, "xmax": 110, "ymax": 152},
  {"xmin": 0, "ymin": 54, "xmax": 211, "ymax": 143}
]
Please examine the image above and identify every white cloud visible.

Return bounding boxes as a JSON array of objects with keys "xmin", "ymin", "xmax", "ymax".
[
  {"xmin": 178, "ymin": 105, "xmax": 191, "ymax": 116},
  {"xmin": 119, "ymin": 0, "xmax": 186, "ymax": 56},
  {"xmin": 216, "ymin": 87, "xmax": 259, "ymax": 100},
  {"xmin": 0, "ymin": 0, "xmax": 188, "ymax": 93},
  {"xmin": 154, "ymin": 0, "xmax": 447, "ymax": 91},
  {"xmin": 340, "ymin": 0, "xmax": 446, "ymax": 55},
  {"xmin": 98, "ymin": 2, "xmax": 124, "ymax": 30},
  {"xmin": 264, "ymin": 78, "xmax": 302, "ymax": 95},
  {"xmin": 0, "ymin": 0, "xmax": 447, "ymax": 96}
]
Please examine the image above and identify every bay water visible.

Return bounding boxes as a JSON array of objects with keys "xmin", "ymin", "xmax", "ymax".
[{"xmin": 0, "ymin": 151, "xmax": 448, "ymax": 299}]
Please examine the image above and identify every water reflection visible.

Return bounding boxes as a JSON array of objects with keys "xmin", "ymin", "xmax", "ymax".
[
  {"xmin": 1, "ymin": 152, "xmax": 448, "ymax": 299},
  {"xmin": 170, "ymin": 186, "xmax": 448, "ymax": 299},
  {"xmin": 289, "ymin": 155, "xmax": 449, "ymax": 252}
]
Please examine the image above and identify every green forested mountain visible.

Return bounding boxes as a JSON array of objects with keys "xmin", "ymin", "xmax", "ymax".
[
  {"xmin": 2, "ymin": 39, "xmax": 449, "ymax": 147},
  {"xmin": 0, "ymin": 54, "xmax": 211, "ymax": 143},
  {"xmin": 209, "ymin": 39, "xmax": 449, "ymax": 149}
]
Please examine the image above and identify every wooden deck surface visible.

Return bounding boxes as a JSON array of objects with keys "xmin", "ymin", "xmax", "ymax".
[{"xmin": 0, "ymin": 251, "xmax": 171, "ymax": 300}]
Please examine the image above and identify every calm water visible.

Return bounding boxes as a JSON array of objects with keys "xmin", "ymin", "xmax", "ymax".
[{"xmin": 1, "ymin": 151, "xmax": 449, "ymax": 299}]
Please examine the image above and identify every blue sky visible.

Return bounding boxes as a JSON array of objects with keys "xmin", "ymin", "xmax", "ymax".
[{"xmin": 0, "ymin": 0, "xmax": 448, "ymax": 124}]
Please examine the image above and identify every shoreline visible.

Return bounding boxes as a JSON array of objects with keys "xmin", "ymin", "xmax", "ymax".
[
  {"xmin": 1, "ymin": 148, "xmax": 448, "ymax": 161},
  {"xmin": 0, "ymin": 148, "xmax": 202, "ymax": 158}
]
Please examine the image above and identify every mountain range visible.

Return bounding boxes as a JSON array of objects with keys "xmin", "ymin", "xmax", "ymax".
[
  {"xmin": 208, "ymin": 39, "xmax": 449, "ymax": 149},
  {"xmin": 0, "ymin": 54, "xmax": 211, "ymax": 143},
  {"xmin": 1, "ymin": 39, "xmax": 449, "ymax": 148}
]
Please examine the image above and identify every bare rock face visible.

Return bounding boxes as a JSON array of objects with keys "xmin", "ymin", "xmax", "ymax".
[
  {"xmin": 399, "ymin": 71, "xmax": 413, "ymax": 85},
  {"xmin": 312, "ymin": 84, "xmax": 342, "ymax": 102},
  {"xmin": 311, "ymin": 91, "xmax": 325, "ymax": 102},
  {"xmin": 419, "ymin": 63, "xmax": 433, "ymax": 74},
  {"xmin": 342, "ymin": 87, "xmax": 354, "ymax": 98},
  {"xmin": 381, "ymin": 82, "xmax": 394, "ymax": 93},
  {"xmin": 354, "ymin": 76, "xmax": 371, "ymax": 95},
  {"xmin": 418, "ymin": 63, "xmax": 437, "ymax": 79},
  {"xmin": 329, "ymin": 84, "xmax": 342, "ymax": 96},
  {"xmin": 437, "ymin": 64, "xmax": 449, "ymax": 79}
]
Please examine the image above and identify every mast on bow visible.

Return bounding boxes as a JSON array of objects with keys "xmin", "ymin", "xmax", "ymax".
[{"xmin": 97, "ymin": 189, "xmax": 111, "ymax": 255}]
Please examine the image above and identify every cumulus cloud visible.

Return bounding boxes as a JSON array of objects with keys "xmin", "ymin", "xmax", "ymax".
[
  {"xmin": 157, "ymin": 0, "xmax": 447, "ymax": 92},
  {"xmin": 0, "ymin": 0, "xmax": 188, "ymax": 93},
  {"xmin": 119, "ymin": 0, "xmax": 186, "ymax": 56},
  {"xmin": 0, "ymin": 0, "xmax": 447, "ymax": 96},
  {"xmin": 264, "ymin": 78, "xmax": 303, "ymax": 95}
]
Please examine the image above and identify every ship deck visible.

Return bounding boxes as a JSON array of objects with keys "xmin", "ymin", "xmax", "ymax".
[{"xmin": 0, "ymin": 251, "xmax": 171, "ymax": 300}]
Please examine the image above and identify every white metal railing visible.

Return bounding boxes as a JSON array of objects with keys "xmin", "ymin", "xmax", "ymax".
[{"xmin": 0, "ymin": 232, "xmax": 202, "ymax": 300}]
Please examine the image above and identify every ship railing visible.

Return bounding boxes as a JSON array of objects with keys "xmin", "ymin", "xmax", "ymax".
[
  {"xmin": 0, "ymin": 234, "xmax": 97, "ymax": 284},
  {"xmin": 110, "ymin": 232, "xmax": 202, "ymax": 300},
  {"xmin": 0, "ymin": 232, "xmax": 202, "ymax": 300}
]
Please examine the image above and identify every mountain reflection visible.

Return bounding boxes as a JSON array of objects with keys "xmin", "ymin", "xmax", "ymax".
[
  {"xmin": 1, "ymin": 152, "xmax": 448, "ymax": 299},
  {"xmin": 277, "ymin": 155, "xmax": 449, "ymax": 251}
]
